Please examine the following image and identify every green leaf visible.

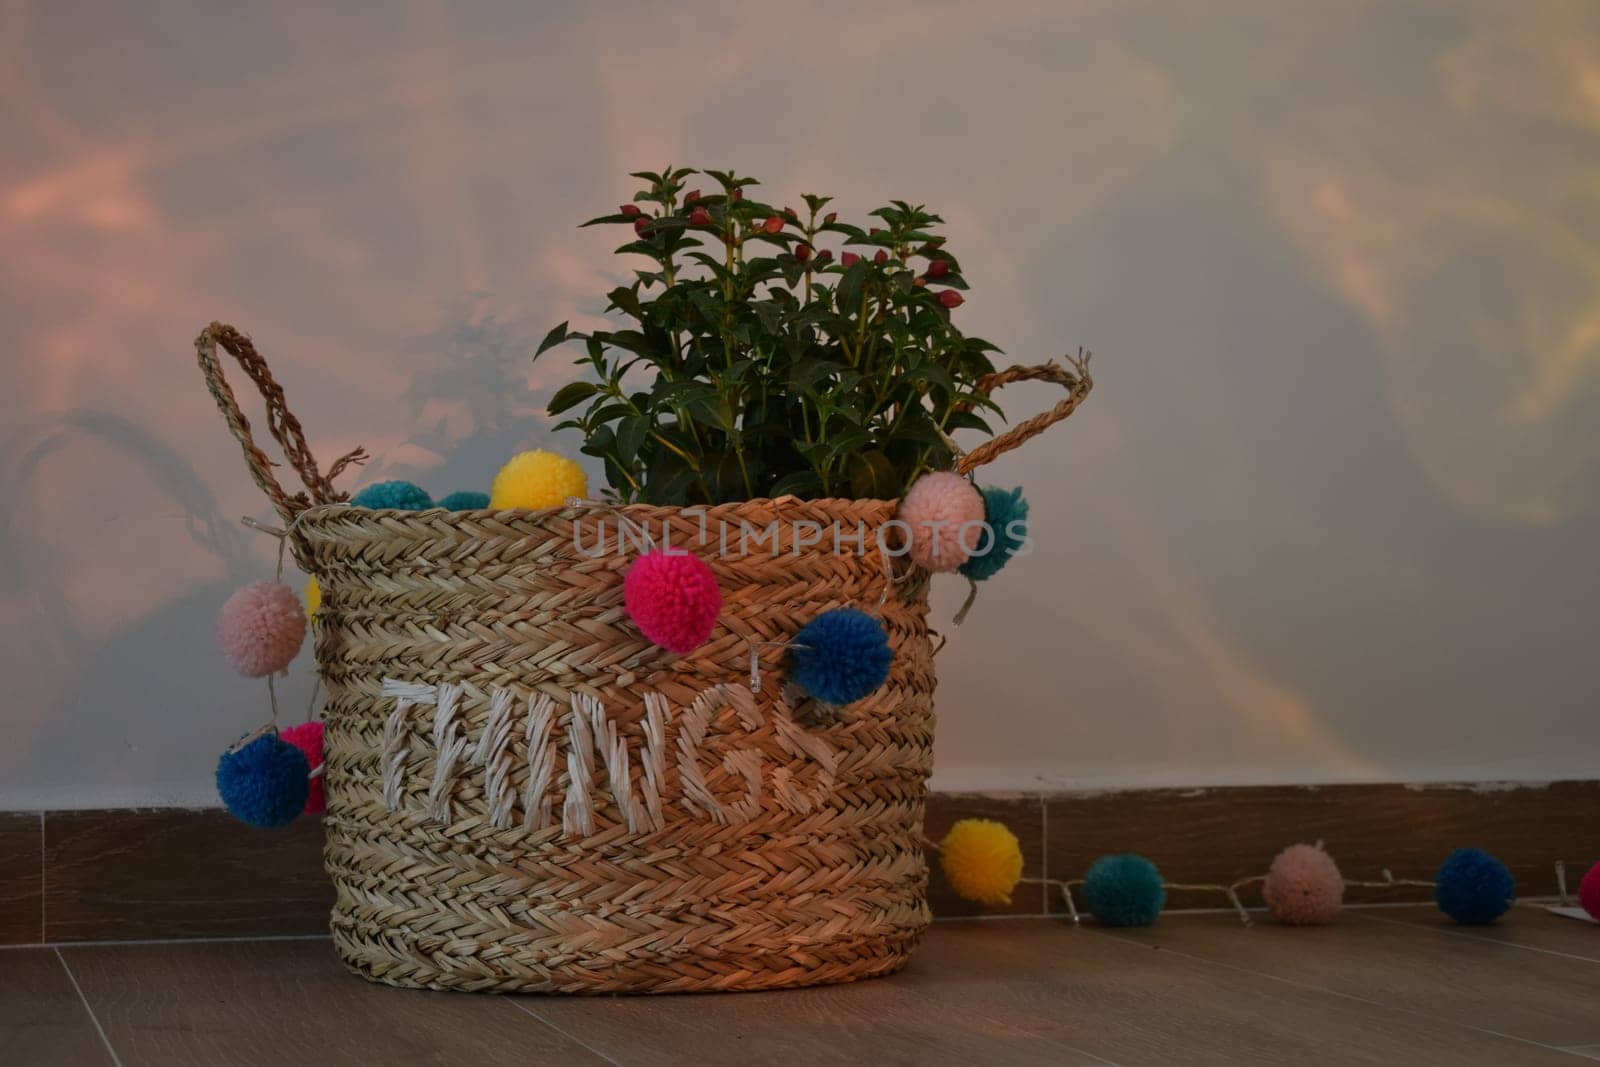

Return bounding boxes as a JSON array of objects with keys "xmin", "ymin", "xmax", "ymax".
[
  {"xmin": 847, "ymin": 450, "xmax": 899, "ymax": 499},
  {"xmin": 607, "ymin": 286, "xmax": 643, "ymax": 319},
  {"xmin": 547, "ymin": 381, "xmax": 600, "ymax": 416},
  {"xmin": 617, "ymin": 414, "xmax": 650, "ymax": 463},
  {"xmin": 536, "ymin": 321, "xmax": 569, "ymax": 357},
  {"xmin": 768, "ymin": 470, "xmax": 822, "ymax": 498}
]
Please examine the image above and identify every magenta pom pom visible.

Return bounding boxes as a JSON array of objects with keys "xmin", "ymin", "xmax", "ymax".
[
  {"xmin": 624, "ymin": 550, "xmax": 722, "ymax": 654},
  {"xmin": 278, "ymin": 721, "xmax": 325, "ymax": 815},
  {"xmin": 1579, "ymin": 861, "xmax": 1600, "ymax": 922},
  {"xmin": 1263, "ymin": 842, "xmax": 1345, "ymax": 925},
  {"xmin": 216, "ymin": 581, "xmax": 306, "ymax": 677},
  {"xmin": 897, "ymin": 471, "xmax": 987, "ymax": 572}
]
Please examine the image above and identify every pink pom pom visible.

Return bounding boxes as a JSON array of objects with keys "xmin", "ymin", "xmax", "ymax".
[
  {"xmin": 1579, "ymin": 861, "xmax": 1600, "ymax": 922},
  {"xmin": 1263, "ymin": 842, "xmax": 1344, "ymax": 925},
  {"xmin": 624, "ymin": 550, "xmax": 721, "ymax": 654},
  {"xmin": 897, "ymin": 471, "xmax": 986, "ymax": 572},
  {"xmin": 278, "ymin": 721, "xmax": 325, "ymax": 814},
  {"xmin": 216, "ymin": 580, "xmax": 306, "ymax": 677}
]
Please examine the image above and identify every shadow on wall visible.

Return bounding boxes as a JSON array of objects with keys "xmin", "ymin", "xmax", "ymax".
[
  {"xmin": 0, "ymin": 306, "xmax": 573, "ymax": 804},
  {"xmin": 361, "ymin": 296, "xmax": 577, "ymax": 495}
]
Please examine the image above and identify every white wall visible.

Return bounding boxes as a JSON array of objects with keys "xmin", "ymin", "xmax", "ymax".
[{"xmin": 2, "ymin": 1, "xmax": 1596, "ymax": 808}]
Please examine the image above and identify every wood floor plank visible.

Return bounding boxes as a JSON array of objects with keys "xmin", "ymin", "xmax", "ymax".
[
  {"xmin": 1094, "ymin": 908, "xmax": 1600, "ymax": 1047},
  {"xmin": 947, "ymin": 918, "xmax": 1586, "ymax": 1065},
  {"xmin": 519, "ymin": 925, "xmax": 1113, "ymax": 1066},
  {"xmin": 0, "ymin": 948, "xmax": 115, "ymax": 1066},
  {"xmin": 1367, "ymin": 903, "xmax": 1600, "ymax": 961},
  {"xmin": 59, "ymin": 939, "xmax": 610, "ymax": 1067}
]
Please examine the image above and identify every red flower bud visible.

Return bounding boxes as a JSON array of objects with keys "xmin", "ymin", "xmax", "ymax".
[
  {"xmin": 938, "ymin": 290, "xmax": 964, "ymax": 309},
  {"xmin": 795, "ymin": 243, "xmax": 812, "ymax": 262},
  {"xmin": 620, "ymin": 204, "xmax": 642, "ymax": 218},
  {"xmin": 685, "ymin": 189, "xmax": 701, "ymax": 204},
  {"xmin": 816, "ymin": 249, "xmax": 833, "ymax": 263},
  {"xmin": 690, "ymin": 207, "xmax": 712, "ymax": 226},
  {"xmin": 869, "ymin": 227, "xmax": 882, "ymax": 236},
  {"xmin": 824, "ymin": 212, "xmax": 837, "ymax": 224},
  {"xmin": 873, "ymin": 249, "xmax": 888, "ymax": 264},
  {"xmin": 927, "ymin": 260, "xmax": 950, "ymax": 279},
  {"xmin": 731, "ymin": 187, "xmax": 744, "ymax": 202},
  {"xmin": 763, "ymin": 215, "xmax": 784, "ymax": 234},
  {"xmin": 913, "ymin": 277, "xmax": 926, "ymax": 287},
  {"xmin": 841, "ymin": 252, "xmax": 860, "ymax": 267},
  {"xmin": 633, "ymin": 217, "xmax": 651, "ymax": 236}
]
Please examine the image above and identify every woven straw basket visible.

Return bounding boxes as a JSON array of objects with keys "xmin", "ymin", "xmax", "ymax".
[{"xmin": 196, "ymin": 322, "xmax": 1090, "ymax": 994}]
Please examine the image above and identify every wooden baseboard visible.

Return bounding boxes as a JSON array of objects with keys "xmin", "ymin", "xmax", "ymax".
[{"xmin": 3, "ymin": 781, "xmax": 1594, "ymax": 945}]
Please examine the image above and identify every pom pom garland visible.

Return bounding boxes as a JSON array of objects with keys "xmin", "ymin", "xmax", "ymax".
[
  {"xmin": 790, "ymin": 608, "xmax": 893, "ymax": 706},
  {"xmin": 278, "ymin": 721, "xmax": 326, "ymax": 815},
  {"xmin": 1579, "ymin": 861, "xmax": 1600, "ymax": 922},
  {"xmin": 1082, "ymin": 854, "xmax": 1166, "ymax": 927},
  {"xmin": 939, "ymin": 819, "xmax": 1024, "ymax": 905},
  {"xmin": 490, "ymin": 450, "xmax": 588, "ymax": 510},
  {"xmin": 439, "ymin": 490, "xmax": 490, "ymax": 511},
  {"xmin": 350, "ymin": 480, "xmax": 433, "ymax": 511},
  {"xmin": 959, "ymin": 486, "xmax": 1029, "ymax": 582},
  {"xmin": 216, "ymin": 581, "xmax": 306, "ymax": 677},
  {"xmin": 1263, "ymin": 843, "xmax": 1344, "ymax": 925},
  {"xmin": 216, "ymin": 734, "xmax": 310, "ymax": 828},
  {"xmin": 897, "ymin": 471, "xmax": 986, "ymax": 572},
  {"xmin": 624, "ymin": 550, "xmax": 722, "ymax": 654},
  {"xmin": 1435, "ymin": 847, "xmax": 1515, "ymax": 925}
]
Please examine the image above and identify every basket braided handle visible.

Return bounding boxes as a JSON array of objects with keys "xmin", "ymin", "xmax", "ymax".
[
  {"xmin": 194, "ymin": 321, "xmax": 366, "ymax": 524},
  {"xmin": 956, "ymin": 349, "xmax": 1093, "ymax": 475}
]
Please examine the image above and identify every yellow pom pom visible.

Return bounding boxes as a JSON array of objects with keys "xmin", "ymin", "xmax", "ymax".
[
  {"xmin": 490, "ymin": 450, "xmax": 588, "ymax": 510},
  {"xmin": 940, "ymin": 818, "xmax": 1023, "ymax": 905},
  {"xmin": 304, "ymin": 576, "xmax": 321, "ymax": 620}
]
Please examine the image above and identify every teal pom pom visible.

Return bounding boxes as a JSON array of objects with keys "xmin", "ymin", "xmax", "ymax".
[
  {"xmin": 959, "ymin": 486, "xmax": 1029, "ymax": 582},
  {"xmin": 351, "ymin": 481, "xmax": 432, "ymax": 510},
  {"xmin": 1435, "ymin": 848, "xmax": 1515, "ymax": 924},
  {"xmin": 1082, "ymin": 853, "xmax": 1165, "ymax": 927},
  {"xmin": 439, "ymin": 490, "xmax": 490, "ymax": 510},
  {"xmin": 216, "ymin": 735, "xmax": 309, "ymax": 829},
  {"xmin": 791, "ymin": 607, "xmax": 893, "ymax": 706}
]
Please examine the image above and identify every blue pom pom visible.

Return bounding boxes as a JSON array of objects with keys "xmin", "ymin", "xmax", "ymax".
[
  {"xmin": 1435, "ymin": 847, "xmax": 1514, "ymax": 924},
  {"xmin": 791, "ymin": 607, "xmax": 893, "ymax": 706},
  {"xmin": 351, "ymin": 480, "xmax": 433, "ymax": 511},
  {"xmin": 1082, "ymin": 853, "xmax": 1166, "ymax": 927},
  {"xmin": 216, "ymin": 735, "xmax": 310, "ymax": 828},
  {"xmin": 959, "ymin": 486, "xmax": 1029, "ymax": 582},
  {"xmin": 439, "ymin": 490, "xmax": 490, "ymax": 511}
]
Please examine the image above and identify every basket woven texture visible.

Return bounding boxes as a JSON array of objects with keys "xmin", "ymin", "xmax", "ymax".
[{"xmin": 196, "ymin": 322, "xmax": 1090, "ymax": 994}]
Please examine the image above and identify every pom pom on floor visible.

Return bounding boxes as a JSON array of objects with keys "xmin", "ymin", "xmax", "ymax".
[
  {"xmin": 350, "ymin": 480, "xmax": 433, "ymax": 511},
  {"xmin": 1082, "ymin": 853, "xmax": 1166, "ymax": 927},
  {"xmin": 278, "ymin": 722, "xmax": 325, "ymax": 815},
  {"xmin": 624, "ymin": 550, "xmax": 722, "ymax": 654},
  {"xmin": 897, "ymin": 471, "xmax": 986, "ymax": 572},
  {"xmin": 216, "ymin": 734, "xmax": 309, "ymax": 828},
  {"xmin": 1435, "ymin": 847, "xmax": 1515, "ymax": 925},
  {"xmin": 1263, "ymin": 842, "xmax": 1344, "ymax": 925},
  {"xmin": 217, "ymin": 581, "xmax": 306, "ymax": 677},
  {"xmin": 439, "ymin": 490, "xmax": 490, "ymax": 511},
  {"xmin": 304, "ymin": 576, "xmax": 321, "ymax": 621},
  {"xmin": 959, "ymin": 486, "xmax": 1029, "ymax": 582},
  {"xmin": 791, "ymin": 607, "xmax": 893, "ymax": 706},
  {"xmin": 490, "ymin": 450, "xmax": 587, "ymax": 509},
  {"xmin": 1579, "ymin": 861, "xmax": 1600, "ymax": 922},
  {"xmin": 940, "ymin": 818, "xmax": 1024, "ymax": 905}
]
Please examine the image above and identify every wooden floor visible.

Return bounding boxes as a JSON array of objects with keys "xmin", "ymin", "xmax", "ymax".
[{"xmin": 5, "ymin": 908, "xmax": 1600, "ymax": 1066}]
